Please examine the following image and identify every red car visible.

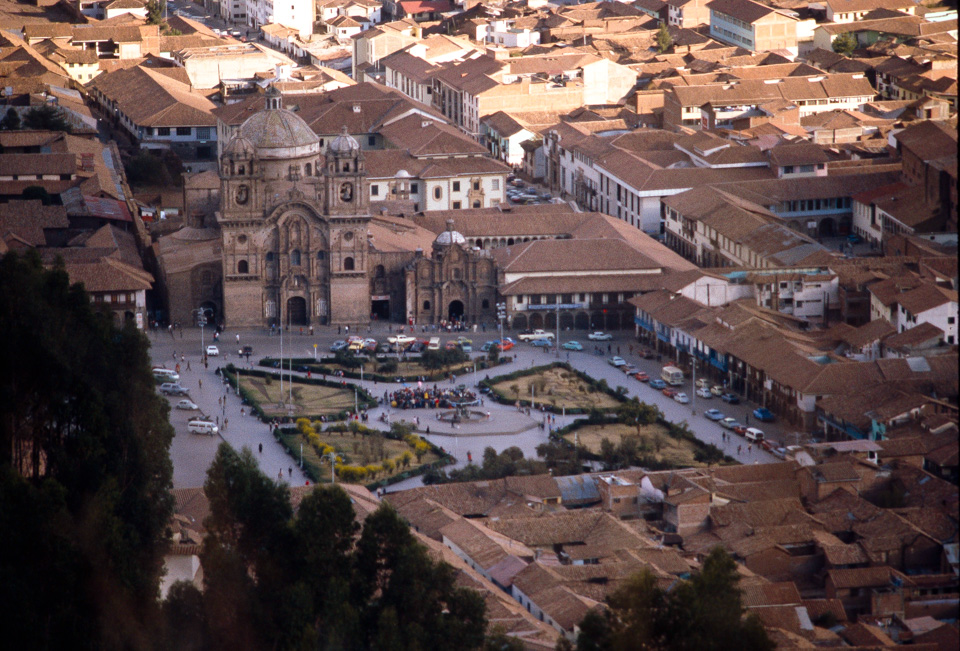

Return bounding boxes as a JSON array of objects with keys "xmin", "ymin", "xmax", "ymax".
[
  {"xmin": 662, "ymin": 388, "xmax": 677, "ymax": 398},
  {"xmin": 640, "ymin": 348, "xmax": 655, "ymax": 359},
  {"xmin": 760, "ymin": 439, "xmax": 773, "ymax": 452},
  {"xmin": 634, "ymin": 371, "xmax": 649, "ymax": 382},
  {"xmin": 497, "ymin": 339, "xmax": 515, "ymax": 351},
  {"xmin": 732, "ymin": 425, "xmax": 748, "ymax": 436}
]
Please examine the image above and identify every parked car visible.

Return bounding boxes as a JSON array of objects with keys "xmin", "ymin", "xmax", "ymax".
[
  {"xmin": 387, "ymin": 334, "xmax": 416, "ymax": 347},
  {"xmin": 205, "ymin": 345, "xmax": 219, "ymax": 356},
  {"xmin": 176, "ymin": 399, "xmax": 199, "ymax": 410},
  {"xmin": 330, "ymin": 340, "xmax": 348, "ymax": 352},
  {"xmin": 673, "ymin": 392, "xmax": 690, "ymax": 404},
  {"xmin": 638, "ymin": 348, "xmax": 655, "ymax": 359},
  {"xmin": 239, "ymin": 344, "xmax": 254, "ymax": 357},
  {"xmin": 481, "ymin": 341, "xmax": 497, "ymax": 352},
  {"xmin": 362, "ymin": 338, "xmax": 378, "ymax": 352},
  {"xmin": 662, "ymin": 388, "xmax": 677, "ymax": 398},
  {"xmin": 456, "ymin": 336, "xmax": 473, "ymax": 345},
  {"xmin": 696, "ymin": 387, "xmax": 713, "ymax": 399},
  {"xmin": 759, "ymin": 439, "xmax": 773, "ymax": 451},
  {"xmin": 649, "ymin": 379, "xmax": 666, "ymax": 389},
  {"xmin": 704, "ymin": 409, "xmax": 725, "ymax": 421},
  {"xmin": 153, "ymin": 367, "xmax": 180, "ymax": 382},
  {"xmin": 562, "ymin": 341, "xmax": 583, "ymax": 351},
  {"xmin": 745, "ymin": 427, "xmax": 765, "ymax": 442},
  {"xmin": 732, "ymin": 424, "xmax": 749, "ymax": 436},
  {"xmin": 588, "ymin": 331, "xmax": 613, "ymax": 341},
  {"xmin": 608, "ymin": 356, "xmax": 626, "ymax": 367},
  {"xmin": 188, "ymin": 419, "xmax": 219, "ymax": 436},
  {"xmin": 696, "ymin": 378, "xmax": 711, "ymax": 389},
  {"xmin": 721, "ymin": 393, "xmax": 740, "ymax": 404},
  {"xmin": 459, "ymin": 343, "xmax": 473, "ymax": 353},
  {"xmin": 719, "ymin": 417, "xmax": 740, "ymax": 430},
  {"xmin": 530, "ymin": 338, "xmax": 552, "ymax": 347},
  {"xmin": 621, "ymin": 364, "xmax": 638, "ymax": 375},
  {"xmin": 495, "ymin": 338, "xmax": 515, "ymax": 351},
  {"xmin": 710, "ymin": 385, "xmax": 724, "ymax": 396},
  {"xmin": 634, "ymin": 371, "xmax": 649, "ymax": 382},
  {"xmin": 161, "ymin": 383, "xmax": 189, "ymax": 396},
  {"xmin": 753, "ymin": 407, "xmax": 775, "ymax": 422},
  {"xmin": 408, "ymin": 341, "xmax": 425, "ymax": 353},
  {"xmin": 847, "ymin": 233, "xmax": 862, "ymax": 244}
]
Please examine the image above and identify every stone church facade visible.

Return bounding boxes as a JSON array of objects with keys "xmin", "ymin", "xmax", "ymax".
[
  {"xmin": 405, "ymin": 223, "xmax": 498, "ymax": 325},
  {"xmin": 218, "ymin": 88, "xmax": 371, "ymax": 327}
]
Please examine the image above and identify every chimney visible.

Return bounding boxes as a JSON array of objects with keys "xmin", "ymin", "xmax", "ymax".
[
  {"xmin": 79, "ymin": 153, "xmax": 94, "ymax": 172},
  {"xmin": 352, "ymin": 104, "xmax": 361, "ymax": 113}
]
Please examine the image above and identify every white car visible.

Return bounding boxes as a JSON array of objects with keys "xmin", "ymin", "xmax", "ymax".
[
  {"xmin": 176, "ymin": 399, "xmax": 199, "ymax": 410},
  {"xmin": 673, "ymin": 392, "xmax": 690, "ymax": 404},
  {"xmin": 608, "ymin": 356, "xmax": 627, "ymax": 367},
  {"xmin": 696, "ymin": 387, "xmax": 713, "ymax": 399},
  {"xmin": 588, "ymin": 331, "xmax": 613, "ymax": 341},
  {"xmin": 387, "ymin": 334, "xmax": 415, "ymax": 346},
  {"xmin": 206, "ymin": 345, "xmax": 219, "ymax": 356},
  {"xmin": 188, "ymin": 419, "xmax": 219, "ymax": 436}
]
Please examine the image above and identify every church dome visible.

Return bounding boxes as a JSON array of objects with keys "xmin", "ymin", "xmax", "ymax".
[
  {"xmin": 239, "ymin": 108, "xmax": 320, "ymax": 159},
  {"xmin": 435, "ymin": 230, "xmax": 466, "ymax": 246},
  {"xmin": 223, "ymin": 133, "xmax": 256, "ymax": 158},
  {"xmin": 328, "ymin": 126, "xmax": 360, "ymax": 155}
]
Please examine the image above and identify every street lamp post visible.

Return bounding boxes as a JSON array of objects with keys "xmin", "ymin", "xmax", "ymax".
[{"xmin": 496, "ymin": 302, "xmax": 506, "ymax": 349}]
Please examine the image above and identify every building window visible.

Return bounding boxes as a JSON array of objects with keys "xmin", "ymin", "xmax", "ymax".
[
  {"xmin": 343, "ymin": 257, "xmax": 355, "ymax": 271},
  {"xmin": 158, "ymin": 127, "xmax": 170, "ymax": 136},
  {"xmin": 434, "ymin": 186, "xmax": 442, "ymax": 200},
  {"xmin": 367, "ymin": 135, "xmax": 375, "ymax": 146},
  {"xmin": 290, "ymin": 250, "xmax": 301, "ymax": 266},
  {"xmin": 473, "ymin": 180, "xmax": 480, "ymax": 190},
  {"xmin": 371, "ymin": 184, "xmax": 379, "ymax": 196},
  {"xmin": 176, "ymin": 127, "xmax": 191, "ymax": 136},
  {"xmin": 237, "ymin": 260, "xmax": 248, "ymax": 274},
  {"xmin": 374, "ymin": 264, "xmax": 385, "ymax": 278},
  {"xmin": 410, "ymin": 183, "xmax": 418, "ymax": 193},
  {"xmin": 453, "ymin": 181, "xmax": 461, "ymax": 192},
  {"xmin": 482, "ymin": 299, "xmax": 490, "ymax": 309},
  {"xmin": 423, "ymin": 300, "xmax": 431, "ymax": 311},
  {"xmin": 472, "ymin": 200, "xmax": 481, "ymax": 208},
  {"xmin": 197, "ymin": 127, "xmax": 210, "ymax": 139},
  {"xmin": 492, "ymin": 179, "xmax": 499, "ymax": 190},
  {"xmin": 266, "ymin": 252, "xmax": 275, "ymax": 262},
  {"xmin": 452, "ymin": 201, "xmax": 461, "ymax": 209},
  {"xmin": 317, "ymin": 251, "xmax": 325, "ymax": 260}
]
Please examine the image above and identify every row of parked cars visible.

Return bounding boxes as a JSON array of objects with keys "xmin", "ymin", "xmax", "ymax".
[
  {"xmin": 153, "ymin": 367, "xmax": 219, "ymax": 436},
  {"xmin": 506, "ymin": 176, "xmax": 552, "ymax": 205}
]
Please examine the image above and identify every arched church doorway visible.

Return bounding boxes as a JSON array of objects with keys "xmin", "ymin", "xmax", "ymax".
[
  {"xmin": 371, "ymin": 299, "xmax": 390, "ymax": 321},
  {"xmin": 448, "ymin": 300, "xmax": 464, "ymax": 321},
  {"xmin": 819, "ymin": 218, "xmax": 836, "ymax": 237},
  {"xmin": 286, "ymin": 297, "xmax": 307, "ymax": 326}
]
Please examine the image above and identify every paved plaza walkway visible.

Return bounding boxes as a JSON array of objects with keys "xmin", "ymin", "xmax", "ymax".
[{"xmin": 150, "ymin": 323, "xmax": 780, "ymax": 490}]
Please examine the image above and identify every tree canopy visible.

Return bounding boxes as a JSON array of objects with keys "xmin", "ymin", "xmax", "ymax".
[
  {"xmin": 573, "ymin": 547, "xmax": 774, "ymax": 651},
  {"xmin": 0, "ymin": 251, "xmax": 175, "ymax": 649},
  {"xmin": 164, "ymin": 442, "xmax": 489, "ymax": 650},
  {"xmin": 832, "ymin": 32, "xmax": 857, "ymax": 57},
  {"xmin": 656, "ymin": 22, "xmax": 673, "ymax": 54}
]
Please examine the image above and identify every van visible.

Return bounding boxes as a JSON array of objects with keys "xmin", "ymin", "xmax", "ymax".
[
  {"xmin": 695, "ymin": 377, "xmax": 711, "ymax": 389},
  {"xmin": 427, "ymin": 337, "xmax": 441, "ymax": 351},
  {"xmin": 661, "ymin": 365, "xmax": 684, "ymax": 386},
  {"xmin": 160, "ymin": 383, "xmax": 189, "ymax": 395},
  {"xmin": 744, "ymin": 427, "xmax": 765, "ymax": 442},
  {"xmin": 153, "ymin": 367, "xmax": 180, "ymax": 382},
  {"xmin": 188, "ymin": 420, "xmax": 219, "ymax": 436}
]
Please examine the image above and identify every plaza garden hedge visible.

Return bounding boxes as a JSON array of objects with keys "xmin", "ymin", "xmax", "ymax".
[
  {"xmin": 479, "ymin": 361, "xmax": 630, "ymax": 414},
  {"xmin": 272, "ymin": 422, "xmax": 454, "ymax": 490},
  {"xmin": 221, "ymin": 363, "xmax": 377, "ymax": 422},
  {"xmin": 256, "ymin": 353, "xmax": 511, "ymax": 383},
  {"xmin": 549, "ymin": 408, "xmax": 737, "ymax": 470}
]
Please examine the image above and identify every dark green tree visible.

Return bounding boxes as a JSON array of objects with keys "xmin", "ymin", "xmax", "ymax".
[
  {"xmin": 145, "ymin": 0, "xmax": 166, "ymax": 25},
  {"xmin": 0, "ymin": 251, "xmax": 174, "ymax": 649},
  {"xmin": 575, "ymin": 547, "xmax": 774, "ymax": 651},
  {"xmin": 656, "ymin": 22, "xmax": 673, "ymax": 54},
  {"xmin": 832, "ymin": 32, "xmax": 857, "ymax": 57},
  {"xmin": 0, "ymin": 106, "xmax": 21, "ymax": 130},
  {"xmin": 125, "ymin": 149, "xmax": 173, "ymax": 187},
  {"xmin": 23, "ymin": 104, "xmax": 72, "ymax": 132},
  {"xmin": 21, "ymin": 185, "xmax": 54, "ymax": 205}
]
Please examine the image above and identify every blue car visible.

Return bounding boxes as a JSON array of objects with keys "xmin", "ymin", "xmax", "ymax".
[
  {"xmin": 649, "ymin": 379, "xmax": 666, "ymax": 389},
  {"xmin": 562, "ymin": 340, "xmax": 583, "ymax": 351},
  {"xmin": 530, "ymin": 338, "xmax": 552, "ymax": 347},
  {"xmin": 753, "ymin": 407, "xmax": 775, "ymax": 422},
  {"xmin": 705, "ymin": 409, "xmax": 725, "ymax": 421}
]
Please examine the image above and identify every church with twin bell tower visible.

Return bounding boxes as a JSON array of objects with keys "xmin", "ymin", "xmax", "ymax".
[{"xmin": 217, "ymin": 87, "xmax": 371, "ymax": 327}]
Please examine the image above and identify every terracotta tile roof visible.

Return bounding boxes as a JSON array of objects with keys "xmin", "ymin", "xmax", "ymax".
[
  {"xmin": 741, "ymin": 581, "xmax": 803, "ymax": 608},
  {"xmin": 897, "ymin": 283, "xmax": 957, "ymax": 315},
  {"xmin": 827, "ymin": 565, "xmax": 910, "ymax": 590},
  {"xmin": 822, "ymin": 542, "xmax": 869, "ymax": 566},
  {"xmin": 711, "ymin": 498, "xmax": 805, "ymax": 528},
  {"xmin": 439, "ymin": 518, "xmax": 534, "ymax": 572},
  {"xmin": 893, "ymin": 507, "xmax": 958, "ymax": 543},
  {"xmin": 89, "ymin": 64, "xmax": 216, "ymax": 127},
  {"xmin": 840, "ymin": 621, "xmax": 897, "ymax": 647},
  {"xmin": 841, "ymin": 318, "xmax": 897, "ymax": 348},
  {"xmin": 801, "ymin": 598, "xmax": 847, "ymax": 623},
  {"xmin": 493, "ymin": 237, "xmax": 663, "ymax": 274}
]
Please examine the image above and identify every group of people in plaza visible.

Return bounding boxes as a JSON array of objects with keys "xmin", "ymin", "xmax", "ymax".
[{"xmin": 384, "ymin": 384, "xmax": 479, "ymax": 410}]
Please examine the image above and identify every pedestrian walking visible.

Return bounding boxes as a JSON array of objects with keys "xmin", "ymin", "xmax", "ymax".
[
  {"xmin": 198, "ymin": 379, "xmax": 202, "ymax": 390},
  {"xmin": 288, "ymin": 467, "xmax": 292, "ymax": 477},
  {"xmin": 258, "ymin": 443, "xmax": 263, "ymax": 454},
  {"xmin": 187, "ymin": 360, "xmax": 191, "ymax": 371},
  {"xmin": 745, "ymin": 413, "xmax": 750, "ymax": 425},
  {"xmin": 236, "ymin": 333, "xmax": 240, "ymax": 344},
  {"xmin": 176, "ymin": 363, "xmax": 180, "ymax": 374},
  {"xmin": 224, "ymin": 418, "xmax": 228, "ymax": 431},
  {"xmin": 278, "ymin": 469, "xmax": 283, "ymax": 480},
  {"xmin": 737, "ymin": 445, "xmax": 742, "ymax": 454}
]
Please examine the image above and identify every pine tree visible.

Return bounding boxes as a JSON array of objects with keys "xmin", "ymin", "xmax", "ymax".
[{"xmin": 656, "ymin": 22, "xmax": 673, "ymax": 54}]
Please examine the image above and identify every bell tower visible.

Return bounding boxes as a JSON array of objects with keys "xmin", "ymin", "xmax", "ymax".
[
  {"xmin": 323, "ymin": 126, "xmax": 369, "ymax": 217},
  {"xmin": 219, "ymin": 134, "xmax": 261, "ymax": 220},
  {"xmin": 322, "ymin": 126, "xmax": 370, "ymax": 326}
]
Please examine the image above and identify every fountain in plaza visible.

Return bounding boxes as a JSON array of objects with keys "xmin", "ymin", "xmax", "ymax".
[{"xmin": 437, "ymin": 385, "xmax": 490, "ymax": 424}]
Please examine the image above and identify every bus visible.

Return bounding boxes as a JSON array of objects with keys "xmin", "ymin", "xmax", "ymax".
[{"xmin": 661, "ymin": 365, "xmax": 684, "ymax": 386}]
